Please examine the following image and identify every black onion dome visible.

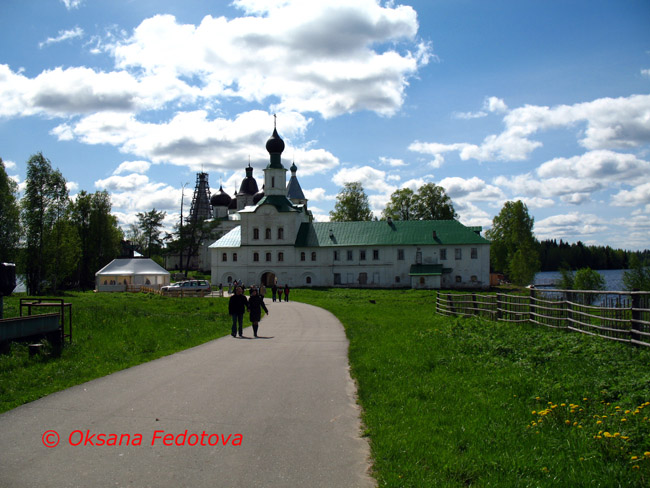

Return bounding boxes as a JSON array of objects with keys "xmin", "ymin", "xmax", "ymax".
[
  {"xmin": 210, "ymin": 186, "xmax": 232, "ymax": 207},
  {"xmin": 238, "ymin": 165, "xmax": 259, "ymax": 195},
  {"xmin": 265, "ymin": 128, "xmax": 285, "ymax": 154},
  {"xmin": 253, "ymin": 185, "xmax": 265, "ymax": 204}
]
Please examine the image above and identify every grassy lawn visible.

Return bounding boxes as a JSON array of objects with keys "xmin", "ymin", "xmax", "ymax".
[
  {"xmin": 0, "ymin": 292, "xmax": 230, "ymax": 413},
  {"xmin": 294, "ymin": 288, "xmax": 650, "ymax": 487},
  {"xmin": 2, "ymin": 288, "xmax": 650, "ymax": 486}
]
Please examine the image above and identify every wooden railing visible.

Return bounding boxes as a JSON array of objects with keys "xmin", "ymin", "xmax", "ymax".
[{"xmin": 435, "ymin": 289, "xmax": 650, "ymax": 347}]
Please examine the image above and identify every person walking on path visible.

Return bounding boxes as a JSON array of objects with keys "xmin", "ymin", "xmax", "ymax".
[
  {"xmin": 284, "ymin": 284, "xmax": 290, "ymax": 302},
  {"xmin": 248, "ymin": 288, "xmax": 269, "ymax": 338},
  {"xmin": 229, "ymin": 286, "xmax": 248, "ymax": 337},
  {"xmin": 271, "ymin": 283, "xmax": 277, "ymax": 302},
  {"xmin": 260, "ymin": 283, "xmax": 266, "ymax": 299},
  {"xmin": 277, "ymin": 286, "xmax": 283, "ymax": 302}
]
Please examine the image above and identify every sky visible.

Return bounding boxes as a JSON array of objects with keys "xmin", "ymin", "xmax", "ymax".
[{"xmin": 1, "ymin": 0, "xmax": 649, "ymax": 251}]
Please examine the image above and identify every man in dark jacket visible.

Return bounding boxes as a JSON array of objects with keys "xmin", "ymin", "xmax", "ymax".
[
  {"xmin": 229, "ymin": 286, "xmax": 248, "ymax": 337},
  {"xmin": 248, "ymin": 288, "xmax": 269, "ymax": 338}
]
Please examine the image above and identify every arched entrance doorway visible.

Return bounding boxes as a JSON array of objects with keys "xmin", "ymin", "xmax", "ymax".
[{"xmin": 261, "ymin": 272, "xmax": 276, "ymax": 287}]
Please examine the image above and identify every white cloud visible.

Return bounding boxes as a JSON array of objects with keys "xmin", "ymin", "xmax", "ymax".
[
  {"xmin": 52, "ymin": 109, "xmax": 336, "ymax": 172},
  {"xmin": 0, "ymin": 64, "xmax": 199, "ymax": 118},
  {"xmin": 438, "ymin": 176, "xmax": 505, "ymax": 202},
  {"xmin": 113, "ymin": 160, "xmax": 151, "ymax": 175},
  {"xmin": 534, "ymin": 212, "xmax": 608, "ymax": 240},
  {"xmin": 39, "ymin": 27, "xmax": 84, "ymax": 48},
  {"xmin": 105, "ymin": 1, "xmax": 429, "ymax": 118},
  {"xmin": 95, "ymin": 173, "xmax": 150, "ymax": 192},
  {"xmin": 303, "ymin": 188, "xmax": 331, "ymax": 201},
  {"xmin": 641, "ymin": 69, "xmax": 650, "ymax": 79},
  {"xmin": 494, "ymin": 173, "xmax": 602, "ymax": 199},
  {"xmin": 410, "ymin": 94, "xmax": 650, "ymax": 163},
  {"xmin": 60, "ymin": 0, "xmax": 83, "ymax": 10},
  {"xmin": 484, "ymin": 96, "xmax": 508, "ymax": 113},
  {"xmin": 611, "ymin": 182, "xmax": 650, "ymax": 207},
  {"xmin": 536, "ymin": 150, "xmax": 650, "ymax": 183},
  {"xmin": 453, "ymin": 110, "xmax": 486, "ymax": 120},
  {"xmin": 332, "ymin": 165, "xmax": 390, "ymax": 193},
  {"xmin": 2, "ymin": 159, "xmax": 17, "ymax": 170},
  {"xmin": 379, "ymin": 156, "xmax": 407, "ymax": 167}
]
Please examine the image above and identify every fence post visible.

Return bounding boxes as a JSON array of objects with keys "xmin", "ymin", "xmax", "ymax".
[
  {"xmin": 631, "ymin": 292, "xmax": 641, "ymax": 347},
  {"xmin": 448, "ymin": 293, "xmax": 455, "ymax": 315},
  {"xmin": 472, "ymin": 293, "xmax": 477, "ymax": 316},
  {"xmin": 529, "ymin": 287, "xmax": 536, "ymax": 325},
  {"xmin": 435, "ymin": 291, "xmax": 438, "ymax": 314},
  {"xmin": 496, "ymin": 293, "xmax": 502, "ymax": 322}
]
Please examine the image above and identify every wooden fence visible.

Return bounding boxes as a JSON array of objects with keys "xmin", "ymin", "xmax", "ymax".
[{"xmin": 435, "ymin": 289, "xmax": 650, "ymax": 347}]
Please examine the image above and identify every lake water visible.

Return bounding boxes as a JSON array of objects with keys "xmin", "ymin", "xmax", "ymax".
[{"xmin": 534, "ymin": 269, "xmax": 627, "ymax": 292}]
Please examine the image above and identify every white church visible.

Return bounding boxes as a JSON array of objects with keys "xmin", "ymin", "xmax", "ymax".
[{"xmin": 208, "ymin": 126, "xmax": 490, "ymax": 290}]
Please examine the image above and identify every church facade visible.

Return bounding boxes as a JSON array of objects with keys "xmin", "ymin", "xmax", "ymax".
[{"xmin": 209, "ymin": 128, "xmax": 490, "ymax": 290}]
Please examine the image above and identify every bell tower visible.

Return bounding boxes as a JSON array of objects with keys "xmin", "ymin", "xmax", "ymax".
[{"xmin": 264, "ymin": 116, "xmax": 288, "ymax": 197}]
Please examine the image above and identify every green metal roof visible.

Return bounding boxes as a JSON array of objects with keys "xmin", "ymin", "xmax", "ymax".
[
  {"xmin": 409, "ymin": 264, "xmax": 443, "ymax": 276},
  {"xmin": 209, "ymin": 226, "xmax": 241, "ymax": 248},
  {"xmin": 294, "ymin": 220, "xmax": 489, "ymax": 247},
  {"xmin": 240, "ymin": 195, "xmax": 301, "ymax": 214}
]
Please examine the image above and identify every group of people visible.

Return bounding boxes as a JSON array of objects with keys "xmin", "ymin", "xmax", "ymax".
[
  {"xmin": 227, "ymin": 282, "xmax": 291, "ymax": 338},
  {"xmin": 271, "ymin": 283, "xmax": 290, "ymax": 303}
]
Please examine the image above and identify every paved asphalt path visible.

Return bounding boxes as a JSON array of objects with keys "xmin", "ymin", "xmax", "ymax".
[{"xmin": 0, "ymin": 300, "xmax": 375, "ymax": 488}]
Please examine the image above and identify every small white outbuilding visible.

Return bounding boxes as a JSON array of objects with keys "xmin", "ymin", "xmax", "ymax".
[{"xmin": 95, "ymin": 258, "xmax": 170, "ymax": 292}]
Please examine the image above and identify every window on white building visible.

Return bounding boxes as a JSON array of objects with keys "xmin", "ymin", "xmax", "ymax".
[
  {"xmin": 471, "ymin": 248, "xmax": 478, "ymax": 259},
  {"xmin": 311, "ymin": 252, "xmax": 317, "ymax": 261},
  {"xmin": 397, "ymin": 249, "xmax": 404, "ymax": 260},
  {"xmin": 233, "ymin": 253, "xmax": 238, "ymax": 262},
  {"xmin": 278, "ymin": 227, "xmax": 284, "ymax": 240},
  {"xmin": 455, "ymin": 248, "xmax": 462, "ymax": 260},
  {"xmin": 300, "ymin": 252, "xmax": 305, "ymax": 261},
  {"xmin": 266, "ymin": 252, "xmax": 271, "ymax": 262},
  {"xmin": 373, "ymin": 250, "xmax": 379, "ymax": 260},
  {"xmin": 334, "ymin": 250, "xmax": 340, "ymax": 261},
  {"xmin": 253, "ymin": 228, "xmax": 259, "ymax": 240},
  {"xmin": 360, "ymin": 250, "xmax": 366, "ymax": 261},
  {"xmin": 253, "ymin": 252, "xmax": 259, "ymax": 262},
  {"xmin": 347, "ymin": 250, "xmax": 353, "ymax": 261},
  {"xmin": 222, "ymin": 253, "xmax": 227, "ymax": 262},
  {"xmin": 440, "ymin": 248, "xmax": 447, "ymax": 260},
  {"xmin": 265, "ymin": 228, "xmax": 272, "ymax": 239},
  {"xmin": 278, "ymin": 252, "xmax": 284, "ymax": 262}
]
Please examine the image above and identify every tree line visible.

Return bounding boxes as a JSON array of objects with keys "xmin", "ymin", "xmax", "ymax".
[
  {"xmin": 329, "ymin": 182, "xmax": 650, "ymax": 288},
  {"xmin": 0, "ymin": 154, "xmax": 178, "ymax": 295}
]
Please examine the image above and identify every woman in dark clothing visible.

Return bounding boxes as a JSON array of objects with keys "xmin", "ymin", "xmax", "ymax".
[
  {"xmin": 284, "ymin": 284, "xmax": 290, "ymax": 302},
  {"xmin": 228, "ymin": 286, "xmax": 248, "ymax": 337},
  {"xmin": 248, "ymin": 288, "xmax": 269, "ymax": 338}
]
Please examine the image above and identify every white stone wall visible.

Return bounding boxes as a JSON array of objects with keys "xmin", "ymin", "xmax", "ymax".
[{"xmin": 211, "ymin": 242, "xmax": 490, "ymax": 290}]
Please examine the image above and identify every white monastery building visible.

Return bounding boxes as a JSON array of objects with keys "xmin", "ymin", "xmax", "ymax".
[{"xmin": 209, "ymin": 126, "xmax": 490, "ymax": 290}]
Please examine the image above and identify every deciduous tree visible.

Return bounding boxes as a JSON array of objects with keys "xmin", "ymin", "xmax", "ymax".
[
  {"xmin": 21, "ymin": 153, "xmax": 74, "ymax": 294},
  {"xmin": 329, "ymin": 182, "xmax": 373, "ymax": 222},
  {"xmin": 486, "ymin": 200, "xmax": 540, "ymax": 286},
  {"xmin": 136, "ymin": 208, "xmax": 167, "ymax": 258},
  {"xmin": 382, "ymin": 188, "xmax": 417, "ymax": 221},
  {"xmin": 72, "ymin": 190, "xmax": 123, "ymax": 289},
  {"xmin": 413, "ymin": 183, "xmax": 458, "ymax": 220},
  {"xmin": 0, "ymin": 158, "xmax": 20, "ymax": 263}
]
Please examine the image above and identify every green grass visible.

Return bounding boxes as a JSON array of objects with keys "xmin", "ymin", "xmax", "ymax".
[
  {"xmin": 2, "ymin": 288, "xmax": 650, "ymax": 486},
  {"xmin": 293, "ymin": 288, "xmax": 650, "ymax": 487},
  {"xmin": 0, "ymin": 292, "xmax": 230, "ymax": 413}
]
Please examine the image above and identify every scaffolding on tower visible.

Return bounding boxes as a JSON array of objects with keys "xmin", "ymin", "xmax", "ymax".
[{"xmin": 188, "ymin": 172, "xmax": 212, "ymax": 223}]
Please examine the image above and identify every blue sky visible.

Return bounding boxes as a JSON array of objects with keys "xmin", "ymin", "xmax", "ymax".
[{"xmin": 1, "ymin": 0, "xmax": 649, "ymax": 250}]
